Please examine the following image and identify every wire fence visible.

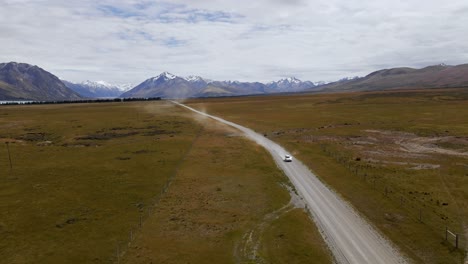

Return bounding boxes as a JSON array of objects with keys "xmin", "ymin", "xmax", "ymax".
[
  {"xmin": 112, "ymin": 127, "xmax": 204, "ymax": 263},
  {"xmin": 319, "ymin": 143, "xmax": 466, "ymax": 251}
]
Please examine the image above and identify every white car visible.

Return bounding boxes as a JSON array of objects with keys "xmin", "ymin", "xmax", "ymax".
[{"xmin": 284, "ymin": 154, "xmax": 293, "ymax": 162}]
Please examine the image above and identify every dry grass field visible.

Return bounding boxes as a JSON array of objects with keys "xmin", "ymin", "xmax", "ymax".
[
  {"xmin": 187, "ymin": 88, "xmax": 468, "ymax": 263},
  {"xmin": 0, "ymin": 101, "xmax": 331, "ymax": 263},
  {"xmin": 122, "ymin": 112, "xmax": 331, "ymax": 263},
  {"xmin": 0, "ymin": 102, "xmax": 199, "ymax": 263}
]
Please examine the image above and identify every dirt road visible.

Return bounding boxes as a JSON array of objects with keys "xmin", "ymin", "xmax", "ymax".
[{"xmin": 173, "ymin": 101, "xmax": 408, "ymax": 264}]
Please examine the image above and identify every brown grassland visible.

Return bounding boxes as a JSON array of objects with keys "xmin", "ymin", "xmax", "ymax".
[
  {"xmin": 187, "ymin": 88, "xmax": 468, "ymax": 263},
  {"xmin": 122, "ymin": 110, "xmax": 331, "ymax": 263},
  {"xmin": 0, "ymin": 101, "xmax": 331, "ymax": 263}
]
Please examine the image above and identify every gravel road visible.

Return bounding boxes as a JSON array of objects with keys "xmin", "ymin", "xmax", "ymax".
[{"xmin": 174, "ymin": 101, "xmax": 408, "ymax": 264}]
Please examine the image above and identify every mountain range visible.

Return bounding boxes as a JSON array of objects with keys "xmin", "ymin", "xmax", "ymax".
[
  {"xmin": 1, "ymin": 61, "xmax": 468, "ymax": 101},
  {"xmin": 63, "ymin": 80, "xmax": 133, "ymax": 98},
  {"xmin": 311, "ymin": 64, "xmax": 468, "ymax": 93},
  {"xmin": 120, "ymin": 72, "xmax": 316, "ymax": 98},
  {"xmin": 0, "ymin": 62, "xmax": 81, "ymax": 101}
]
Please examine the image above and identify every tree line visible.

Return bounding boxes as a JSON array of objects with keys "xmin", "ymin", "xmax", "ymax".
[{"xmin": 0, "ymin": 97, "xmax": 162, "ymax": 105}]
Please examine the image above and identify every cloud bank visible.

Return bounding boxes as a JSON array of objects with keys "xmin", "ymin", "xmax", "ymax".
[{"xmin": 1, "ymin": 0, "xmax": 467, "ymax": 84}]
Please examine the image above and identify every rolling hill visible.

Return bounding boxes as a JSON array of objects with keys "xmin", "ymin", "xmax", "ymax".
[{"xmin": 312, "ymin": 64, "xmax": 468, "ymax": 93}]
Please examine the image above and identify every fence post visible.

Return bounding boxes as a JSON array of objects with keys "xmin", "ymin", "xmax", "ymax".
[
  {"xmin": 6, "ymin": 142, "xmax": 12, "ymax": 172},
  {"xmin": 455, "ymin": 234, "xmax": 459, "ymax": 249},
  {"xmin": 445, "ymin": 226, "xmax": 447, "ymax": 241},
  {"xmin": 117, "ymin": 244, "xmax": 120, "ymax": 264}
]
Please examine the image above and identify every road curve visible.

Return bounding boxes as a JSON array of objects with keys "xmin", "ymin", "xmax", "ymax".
[{"xmin": 173, "ymin": 101, "xmax": 408, "ymax": 264}]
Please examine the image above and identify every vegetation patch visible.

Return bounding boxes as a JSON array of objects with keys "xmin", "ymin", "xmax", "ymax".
[
  {"xmin": 17, "ymin": 132, "xmax": 51, "ymax": 141},
  {"xmin": 76, "ymin": 131, "xmax": 139, "ymax": 140},
  {"xmin": 187, "ymin": 88, "xmax": 468, "ymax": 263},
  {"xmin": 0, "ymin": 101, "xmax": 200, "ymax": 263},
  {"xmin": 121, "ymin": 116, "xmax": 331, "ymax": 263},
  {"xmin": 0, "ymin": 100, "xmax": 331, "ymax": 264}
]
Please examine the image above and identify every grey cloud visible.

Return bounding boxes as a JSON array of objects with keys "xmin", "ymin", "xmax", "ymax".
[{"xmin": 1, "ymin": 0, "xmax": 467, "ymax": 84}]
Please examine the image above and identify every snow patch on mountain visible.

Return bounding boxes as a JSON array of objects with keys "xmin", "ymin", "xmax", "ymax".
[
  {"xmin": 283, "ymin": 77, "xmax": 301, "ymax": 84},
  {"xmin": 114, "ymin": 83, "xmax": 134, "ymax": 91},
  {"xmin": 63, "ymin": 80, "xmax": 128, "ymax": 98},
  {"xmin": 152, "ymin": 72, "xmax": 177, "ymax": 81},
  {"xmin": 79, "ymin": 81, "xmax": 134, "ymax": 91},
  {"xmin": 122, "ymin": 71, "xmax": 320, "ymax": 99},
  {"xmin": 338, "ymin": 76, "xmax": 361, "ymax": 82},
  {"xmin": 184, "ymin": 75, "xmax": 204, "ymax": 82},
  {"xmin": 313, "ymin": 80, "xmax": 332, "ymax": 86},
  {"xmin": 81, "ymin": 80, "xmax": 116, "ymax": 90},
  {"xmin": 267, "ymin": 77, "xmax": 302, "ymax": 85}
]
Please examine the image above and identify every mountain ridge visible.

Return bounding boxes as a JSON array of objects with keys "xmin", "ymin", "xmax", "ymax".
[
  {"xmin": 0, "ymin": 62, "xmax": 82, "ymax": 101},
  {"xmin": 121, "ymin": 72, "xmax": 316, "ymax": 98},
  {"xmin": 3, "ymin": 61, "xmax": 468, "ymax": 101},
  {"xmin": 311, "ymin": 64, "xmax": 468, "ymax": 93},
  {"xmin": 63, "ymin": 80, "xmax": 133, "ymax": 98}
]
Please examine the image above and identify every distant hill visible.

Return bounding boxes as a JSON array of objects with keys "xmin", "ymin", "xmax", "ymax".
[
  {"xmin": 121, "ymin": 72, "xmax": 316, "ymax": 99},
  {"xmin": 311, "ymin": 64, "xmax": 468, "ymax": 93},
  {"xmin": 0, "ymin": 62, "xmax": 82, "ymax": 101},
  {"xmin": 63, "ymin": 80, "xmax": 131, "ymax": 98}
]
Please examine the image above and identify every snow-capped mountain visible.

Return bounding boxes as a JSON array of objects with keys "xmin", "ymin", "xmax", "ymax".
[
  {"xmin": 313, "ymin": 81, "xmax": 329, "ymax": 86},
  {"xmin": 149, "ymin": 72, "xmax": 177, "ymax": 81},
  {"xmin": 184, "ymin": 75, "xmax": 208, "ymax": 83},
  {"xmin": 267, "ymin": 77, "xmax": 301, "ymax": 85},
  {"xmin": 79, "ymin": 80, "xmax": 134, "ymax": 91},
  {"xmin": 337, "ymin": 76, "xmax": 361, "ymax": 82},
  {"xmin": 114, "ymin": 83, "xmax": 134, "ymax": 92},
  {"xmin": 63, "ymin": 80, "xmax": 127, "ymax": 98},
  {"xmin": 149, "ymin": 72, "xmax": 207, "ymax": 83},
  {"xmin": 265, "ymin": 77, "xmax": 315, "ymax": 93},
  {"xmin": 121, "ymin": 72, "xmax": 317, "ymax": 99},
  {"xmin": 120, "ymin": 72, "xmax": 207, "ymax": 99}
]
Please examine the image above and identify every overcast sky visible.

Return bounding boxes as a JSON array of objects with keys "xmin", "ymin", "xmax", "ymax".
[{"xmin": 1, "ymin": 0, "xmax": 468, "ymax": 84}]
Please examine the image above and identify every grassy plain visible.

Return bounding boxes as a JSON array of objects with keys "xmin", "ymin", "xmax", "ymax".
[
  {"xmin": 187, "ymin": 88, "xmax": 468, "ymax": 263},
  {"xmin": 0, "ymin": 101, "xmax": 331, "ymax": 263},
  {"xmin": 122, "ymin": 107, "xmax": 331, "ymax": 263},
  {"xmin": 0, "ymin": 102, "xmax": 200, "ymax": 263}
]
